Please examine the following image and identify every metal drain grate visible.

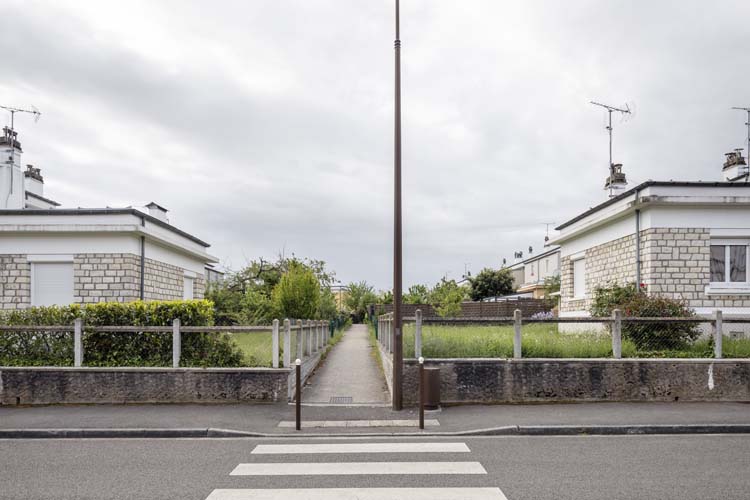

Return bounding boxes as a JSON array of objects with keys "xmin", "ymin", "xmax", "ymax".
[{"xmin": 329, "ymin": 396, "xmax": 353, "ymax": 404}]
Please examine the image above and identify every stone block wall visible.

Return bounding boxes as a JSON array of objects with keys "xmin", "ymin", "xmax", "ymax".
[
  {"xmin": 74, "ymin": 253, "xmax": 141, "ymax": 303},
  {"xmin": 143, "ymin": 258, "xmax": 184, "ymax": 301},
  {"xmin": 560, "ymin": 233, "xmax": 637, "ymax": 313},
  {"xmin": 561, "ymin": 227, "xmax": 750, "ymax": 313},
  {"xmin": 397, "ymin": 358, "xmax": 750, "ymax": 405},
  {"xmin": 0, "ymin": 252, "xmax": 204, "ymax": 308},
  {"xmin": 0, "ymin": 255, "xmax": 30, "ymax": 309}
]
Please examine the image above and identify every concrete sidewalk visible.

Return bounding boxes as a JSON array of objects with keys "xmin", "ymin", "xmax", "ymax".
[
  {"xmin": 302, "ymin": 324, "xmax": 389, "ymax": 405},
  {"xmin": 1, "ymin": 401, "xmax": 748, "ymax": 437}
]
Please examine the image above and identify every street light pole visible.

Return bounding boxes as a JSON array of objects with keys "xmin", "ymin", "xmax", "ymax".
[{"xmin": 392, "ymin": 0, "xmax": 404, "ymax": 410}]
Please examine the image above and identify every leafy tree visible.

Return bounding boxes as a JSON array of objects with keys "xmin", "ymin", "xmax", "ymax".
[
  {"xmin": 404, "ymin": 284, "xmax": 430, "ymax": 304},
  {"xmin": 206, "ymin": 254, "xmax": 338, "ymax": 324},
  {"xmin": 543, "ymin": 275, "xmax": 561, "ymax": 305},
  {"xmin": 468, "ymin": 268, "xmax": 515, "ymax": 301},
  {"xmin": 429, "ymin": 278, "xmax": 467, "ymax": 318},
  {"xmin": 345, "ymin": 281, "xmax": 378, "ymax": 322},
  {"xmin": 317, "ymin": 287, "xmax": 338, "ymax": 320},
  {"xmin": 379, "ymin": 290, "xmax": 393, "ymax": 305},
  {"xmin": 272, "ymin": 261, "xmax": 321, "ymax": 319}
]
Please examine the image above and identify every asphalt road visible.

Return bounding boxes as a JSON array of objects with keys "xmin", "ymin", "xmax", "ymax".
[{"xmin": 2, "ymin": 434, "xmax": 749, "ymax": 500}]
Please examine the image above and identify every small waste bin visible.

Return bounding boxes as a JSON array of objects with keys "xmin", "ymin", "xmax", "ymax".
[{"xmin": 423, "ymin": 367, "xmax": 441, "ymax": 410}]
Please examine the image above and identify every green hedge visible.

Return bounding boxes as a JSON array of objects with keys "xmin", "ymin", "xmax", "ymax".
[{"xmin": 0, "ymin": 300, "xmax": 244, "ymax": 367}]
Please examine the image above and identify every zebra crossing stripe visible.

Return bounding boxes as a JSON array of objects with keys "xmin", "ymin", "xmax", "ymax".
[
  {"xmin": 251, "ymin": 442, "xmax": 470, "ymax": 454},
  {"xmin": 205, "ymin": 487, "xmax": 508, "ymax": 499},
  {"xmin": 230, "ymin": 461, "xmax": 486, "ymax": 476}
]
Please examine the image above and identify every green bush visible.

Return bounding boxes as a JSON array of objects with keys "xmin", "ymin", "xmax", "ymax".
[
  {"xmin": 0, "ymin": 300, "xmax": 244, "ymax": 367},
  {"xmin": 590, "ymin": 283, "xmax": 700, "ymax": 350}
]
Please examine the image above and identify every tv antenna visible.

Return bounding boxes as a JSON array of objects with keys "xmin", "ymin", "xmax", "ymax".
[
  {"xmin": 731, "ymin": 107, "xmax": 750, "ymax": 166},
  {"xmin": 590, "ymin": 100, "xmax": 632, "ymax": 197},
  {"xmin": 1, "ymin": 105, "xmax": 41, "ymax": 205},
  {"xmin": 541, "ymin": 222, "xmax": 556, "ymax": 242}
]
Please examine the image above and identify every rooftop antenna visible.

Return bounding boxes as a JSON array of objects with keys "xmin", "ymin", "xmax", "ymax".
[
  {"xmin": 590, "ymin": 101, "xmax": 631, "ymax": 197},
  {"xmin": 1, "ymin": 105, "xmax": 41, "ymax": 204},
  {"xmin": 731, "ymin": 107, "xmax": 750, "ymax": 181},
  {"xmin": 541, "ymin": 222, "xmax": 555, "ymax": 242}
]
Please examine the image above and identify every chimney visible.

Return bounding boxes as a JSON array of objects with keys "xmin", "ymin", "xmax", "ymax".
[
  {"xmin": 722, "ymin": 149, "xmax": 749, "ymax": 182},
  {"xmin": 145, "ymin": 202, "xmax": 169, "ymax": 222},
  {"xmin": 24, "ymin": 164, "xmax": 44, "ymax": 197},
  {"xmin": 0, "ymin": 126, "xmax": 24, "ymax": 209}
]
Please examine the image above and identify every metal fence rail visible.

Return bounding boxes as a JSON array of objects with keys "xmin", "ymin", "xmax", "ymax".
[
  {"xmin": 377, "ymin": 309, "xmax": 750, "ymax": 360},
  {"xmin": 0, "ymin": 318, "xmax": 332, "ymax": 369}
]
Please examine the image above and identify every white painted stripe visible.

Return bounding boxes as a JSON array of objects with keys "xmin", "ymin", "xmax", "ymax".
[
  {"xmin": 206, "ymin": 488, "xmax": 507, "ymax": 500},
  {"xmin": 230, "ymin": 461, "xmax": 486, "ymax": 476},
  {"xmin": 252, "ymin": 442, "xmax": 470, "ymax": 454},
  {"xmin": 277, "ymin": 419, "xmax": 440, "ymax": 428}
]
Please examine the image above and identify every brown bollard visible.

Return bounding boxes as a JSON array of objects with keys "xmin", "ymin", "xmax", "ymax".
[
  {"xmin": 418, "ymin": 356, "xmax": 425, "ymax": 430},
  {"xmin": 295, "ymin": 358, "xmax": 302, "ymax": 431}
]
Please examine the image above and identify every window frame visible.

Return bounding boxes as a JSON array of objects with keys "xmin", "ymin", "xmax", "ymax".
[{"xmin": 707, "ymin": 239, "xmax": 750, "ymax": 294}]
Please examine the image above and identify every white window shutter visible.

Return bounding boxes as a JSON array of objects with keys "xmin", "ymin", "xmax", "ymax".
[
  {"xmin": 183, "ymin": 276, "xmax": 194, "ymax": 300},
  {"xmin": 33, "ymin": 263, "xmax": 74, "ymax": 306}
]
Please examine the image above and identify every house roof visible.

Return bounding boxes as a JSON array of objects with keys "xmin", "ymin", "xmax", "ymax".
[
  {"xmin": 555, "ymin": 181, "xmax": 750, "ymax": 231},
  {"xmin": 25, "ymin": 191, "xmax": 61, "ymax": 207},
  {"xmin": 0, "ymin": 207, "xmax": 210, "ymax": 247}
]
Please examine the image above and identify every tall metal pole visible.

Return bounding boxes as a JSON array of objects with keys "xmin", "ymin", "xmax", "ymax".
[
  {"xmin": 607, "ymin": 109, "xmax": 613, "ymax": 197},
  {"xmin": 392, "ymin": 0, "xmax": 403, "ymax": 410}
]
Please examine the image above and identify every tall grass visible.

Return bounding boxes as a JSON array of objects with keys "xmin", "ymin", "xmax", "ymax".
[{"xmin": 401, "ymin": 323, "xmax": 750, "ymax": 358}]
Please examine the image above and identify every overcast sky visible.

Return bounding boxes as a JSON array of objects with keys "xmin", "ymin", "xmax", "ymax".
[{"xmin": 2, "ymin": 1, "xmax": 749, "ymax": 290}]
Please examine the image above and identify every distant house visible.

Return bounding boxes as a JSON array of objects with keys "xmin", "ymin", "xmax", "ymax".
[
  {"xmin": 549, "ymin": 151, "xmax": 750, "ymax": 318},
  {"xmin": 0, "ymin": 128, "xmax": 218, "ymax": 309},
  {"xmin": 502, "ymin": 247, "xmax": 560, "ymax": 299}
]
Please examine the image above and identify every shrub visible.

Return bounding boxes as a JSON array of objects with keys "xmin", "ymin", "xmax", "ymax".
[
  {"xmin": 0, "ymin": 300, "xmax": 244, "ymax": 367},
  {"xmin": 272, "ymin": 261, "xmax": 321, "ymax": 320},
  {"xmin": 590, "ymin": 283, "xmax": 700, "ymax": 350}
]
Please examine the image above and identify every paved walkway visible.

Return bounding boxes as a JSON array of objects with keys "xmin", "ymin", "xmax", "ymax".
[{"xmin": 302, "ymin": 324, "xmax": 389, "ymax": 405}]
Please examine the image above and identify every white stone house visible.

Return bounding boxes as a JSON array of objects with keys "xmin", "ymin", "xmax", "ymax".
[
  {"xmin": 549, "ymin": 152, "xmax": 750, "ymax": 318},
  {"xmin": 0, "ymin": 128, "xmax": 218, "ymax": 308}
]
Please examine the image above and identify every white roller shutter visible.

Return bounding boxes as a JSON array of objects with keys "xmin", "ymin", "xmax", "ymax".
[
  {"xmin": 573, "ymin": 258, "xmax": 586, "ymax": 298},
  {"xmin": 183, "ymin": 276, "xmax": 194, "ymax": 300},
  {"xmin": 32, "ymin": 262, "xmax": 74, "ymax": 306}
]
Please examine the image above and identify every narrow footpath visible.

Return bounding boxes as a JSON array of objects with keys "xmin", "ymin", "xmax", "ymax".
[{"xmin": 302, "ymin": 324, "xmax": 389, "ymax": 405}]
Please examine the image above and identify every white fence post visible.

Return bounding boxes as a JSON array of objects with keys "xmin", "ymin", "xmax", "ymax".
[
  {"xmin": 283, "ymin": 319, "xmax": 291, "ymax": 368},
  {"xmin": 172, "ymin": 318, "xmax": 181, "ymax": 368},
  {"xmin": 307, "ymin": 320, "xmax": 314, "ymax": 356},
  {"xmin": 415, "ymin": 309, "xmax": 423, "ymax": 359},
  {"xmin": 714, "ymin": 309, "xmax": 723, "ymax": 359},
  {"xmin": 74, "ymin": 318, "xmax": 83, "ymax": 367},
  {"xmin": 272, "ymin": 319, "xmax": 280, "ymax": 368},
  {"xmin": 296, "ymin": 319, "xmax": 304, "ymax": 360},
  {"xmin": 319, "ymin": 321, "xmax": 325, "ymax": 349},
  {"xmin": 389, "ymin": 313, "xmax": 394, "ymax": 354},
  {"xmin": 315, "ymin": 321, "xmax": 321, "ymax": 351},
  {"xmin": 612, "ymin": 309, "xmax": 622, "ymax": 359},
  {"xmin": 513, "ymin": 309, "xmax": 522, "ymax": 359}
]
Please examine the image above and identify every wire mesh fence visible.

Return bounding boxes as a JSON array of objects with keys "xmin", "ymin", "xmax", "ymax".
[{"xmin": 377, "ymin": 309, "xmax": 750, "ymax": 359}]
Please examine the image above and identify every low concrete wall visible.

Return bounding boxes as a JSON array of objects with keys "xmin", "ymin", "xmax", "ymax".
[
  {"xmin": 0, "ymin": 367, "xmax": 290, "ymax": 405},
  {"xmin": 398, "ymin": 358, "xmax": 750, "ymax": 405}
]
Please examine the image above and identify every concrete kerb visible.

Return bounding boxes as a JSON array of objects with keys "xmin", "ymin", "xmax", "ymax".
[{"xmin": 2, "ymin": 424, "xmax": 749, "ymax": 439}]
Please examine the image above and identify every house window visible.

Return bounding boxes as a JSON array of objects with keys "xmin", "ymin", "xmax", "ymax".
[
  {"xmin": 710, "ymin": 242, "xmax": 749, "ymax": 284},
  {"xmin": 32, "ymin": 262, "xmax": 74, "ymax": 306},
  {"xmin": 183, "ymin": 276, "xmax": 194, "ymax": 300},
  {"xmin": 572, "ymin": 258, "xmax": 586, "ymax": 298}
]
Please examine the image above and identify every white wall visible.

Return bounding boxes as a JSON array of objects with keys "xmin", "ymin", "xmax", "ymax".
[{"xmin": 0, "ymin": 233, "xmax": 140, "ymax": 255}]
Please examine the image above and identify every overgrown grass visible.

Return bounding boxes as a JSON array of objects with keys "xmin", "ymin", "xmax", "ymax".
[
  {"xmin": 230, "ymin": 331, "xmax": 273, "ymax": 367},
  {"xmin": 230, "ymin": 320, "xmax": 353, "ymax": 367},
  {"xmin": 401, "ymin": 323, "xmax": 750, "ymax": 358}
]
